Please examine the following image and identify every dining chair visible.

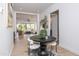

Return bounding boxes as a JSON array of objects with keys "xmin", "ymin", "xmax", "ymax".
[
  {"xmin": 27, "ymin": 37, "xmax": 40, "ymax": 56},
  {"xmin": 47, "ymin": 37, "xmax": 58, "ymax": 53}
]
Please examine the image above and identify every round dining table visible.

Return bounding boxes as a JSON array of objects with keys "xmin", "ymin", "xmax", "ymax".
[{"xmin": 30, "ymin": 36, "xmax": 56, "ymax": 56}]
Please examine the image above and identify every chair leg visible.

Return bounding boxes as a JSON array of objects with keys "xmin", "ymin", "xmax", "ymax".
[
  {"xmin": 50, "ymin": 46, "xmax": 55, "ymax": 56},
  {"xmin": 51, "ymin": 45, "xmax": 52, "ymax": 51},
  {"xmin": 50, "ymin": 45, "xmax": 53, "ymax": 56},
  {"xmin": 55, "ymin": 45, "xmax": 57, "ymax": 52},
  {"xmin": 28, "ymin": 48, "xmax": 30, "ymax": 56}
]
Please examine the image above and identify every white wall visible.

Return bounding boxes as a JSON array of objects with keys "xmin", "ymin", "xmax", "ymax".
[
  {"xmin": 40, "ymin": 3, "xmax": 79, "ymax": 55},
  {"xmin": 0, "ymin": 3, "xmax": 14, "ymax": 55}
]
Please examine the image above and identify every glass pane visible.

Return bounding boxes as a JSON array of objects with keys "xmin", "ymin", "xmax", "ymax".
[
  {"xmin": 30, "ymin": 24, "xmax": 34, "ymax": 29},
  {"xmin": 21, "ymin": 24, "xmax": 26, "ymax": 32},
  {"xmin": 26, "ymin": 24, "xmax": 31, "ymax": 31}
]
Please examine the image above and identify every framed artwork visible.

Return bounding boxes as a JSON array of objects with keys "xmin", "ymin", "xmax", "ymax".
[
  {"xmin": 7, "ymin": 15, "xmax": 13, "ymax": 28},
  {"xmin": 7, "ymin": 4, "xmax": 13, "ymax": 28}
]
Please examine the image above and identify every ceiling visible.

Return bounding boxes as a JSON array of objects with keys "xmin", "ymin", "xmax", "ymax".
[
  {"xmin": 12, "ymin": 3, "xmax": 53, "ymax": 13},
  {"xmin": 16, "ymin": 13, "xmax": 37, "ymax": 22}
]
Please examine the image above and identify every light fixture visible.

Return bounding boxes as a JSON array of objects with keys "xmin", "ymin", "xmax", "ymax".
[
  {"xmin": 27, "ymin": 18, "xmax": 30, "ymax": 22},
  {"xmin": 20, "ymin": 8, "xmax": 22, "ymax": 11},
  {"xmin": 37, "ymin": 10, "xmax": 39, "ymax": 13}
]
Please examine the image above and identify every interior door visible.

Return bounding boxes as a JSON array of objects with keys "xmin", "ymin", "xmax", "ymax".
[{"xmin": 51, "ymin": 14, "xmax": 57, "ymax": 39}]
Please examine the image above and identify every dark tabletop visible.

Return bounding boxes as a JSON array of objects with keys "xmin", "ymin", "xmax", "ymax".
[{"xmin": 30, "ymin": 35, "xmax": 56, "ymax": 43}]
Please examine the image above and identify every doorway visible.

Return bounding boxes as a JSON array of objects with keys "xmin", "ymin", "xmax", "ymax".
[{"xmin": 50, "ymin": 10, "xmax": 59, "ymax": 44}]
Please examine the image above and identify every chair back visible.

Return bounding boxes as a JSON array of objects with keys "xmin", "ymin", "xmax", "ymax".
[{"xmin": 27, "ymin": 37, "xmax": 34, "ymax": 45}]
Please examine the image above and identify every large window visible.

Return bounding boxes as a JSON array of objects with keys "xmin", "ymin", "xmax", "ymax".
[{"xmin": 17, "ymin": 23, "xmax": 35, "ymax": 32}]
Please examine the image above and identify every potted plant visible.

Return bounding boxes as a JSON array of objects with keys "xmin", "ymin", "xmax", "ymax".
[
  {"xmin": 38, "ymin": 16, "xmax": 48, "ymax": 40},
  {"xmin": 31, "ymin": 16, "xmax": 47, "ymax": 40}
]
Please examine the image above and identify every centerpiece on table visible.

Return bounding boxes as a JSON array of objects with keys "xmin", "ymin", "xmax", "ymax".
[{"xmin": 38, "ymin": 16, "xmax": 48, "ymax": 41}]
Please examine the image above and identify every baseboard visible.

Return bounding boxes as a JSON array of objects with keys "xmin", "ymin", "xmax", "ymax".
[
  {"xmin": 9, "ymin": 43, "xmax": 14, "ymax": 56},
  {"xmin": 59, "ymin": 44, "xmax": 79, "ymax": 55}
]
